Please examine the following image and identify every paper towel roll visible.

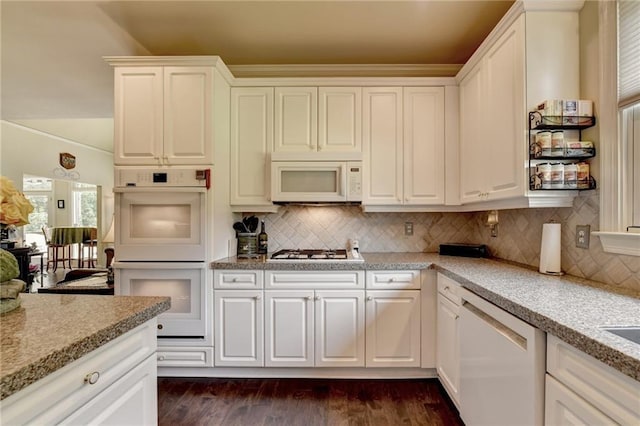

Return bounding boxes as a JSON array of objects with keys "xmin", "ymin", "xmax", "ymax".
[{"xmin": 539, "ymin": 223, "xmax": 562, "ymax": 274}]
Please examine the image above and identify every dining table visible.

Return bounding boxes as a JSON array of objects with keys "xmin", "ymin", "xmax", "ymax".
[{"xmin": 50, "ymin": 226, "xmax": 97, "ymax": 268}]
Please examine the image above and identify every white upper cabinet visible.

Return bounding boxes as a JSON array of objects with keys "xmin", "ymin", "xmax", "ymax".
[
  {"xmin": 230, "ymin": 87, "xmax": 276, "ymax": 211},
  {"xmin": 274, "ymin": 87, "xmax": 318, "ymax": 153},
  {"xmin": 362, "ymin": 87, "xmax": 403, "ymax": 205},
  {"xmin": 459, "ymin": 15, "xmax": 525, "ymax": 204},
  {"xmin": 457, "ymin": 7, "xmax": 583, "ymax": 209},
  {"xmin": 403, "ymin": 87, "xmax": 446, "ymax": 205},
  {"xmin": 363, "ymin": 87, "xmax": 445, "ymax": 206},
  {"xmin": 273, "ymin": 86, "xmax": 361, "ymax": 156},
  {"xmin": 114, "ymin": 66, "xmax": 213, "ymax": 166},
  {"xmin": 318, "ymin": 87, "xmax": 362, "ymax": 153}
]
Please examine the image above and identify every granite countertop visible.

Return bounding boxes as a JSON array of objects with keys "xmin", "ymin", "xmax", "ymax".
[
  {"xmin": 211, "ymin": 252, "xmax": 640, "ymax": 381},
  {"xmin": 0, "ymin": 294, "xmax": 170, "ymax": 400}
]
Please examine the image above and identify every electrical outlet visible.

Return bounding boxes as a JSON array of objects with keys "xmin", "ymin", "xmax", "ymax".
[
  {"xmin": 575, "ymin": 225, "xmax": 591, "ymax": 249},
  {"xmin": 404, "ymin": 222, "xmax": 413, "ymax": 236}
]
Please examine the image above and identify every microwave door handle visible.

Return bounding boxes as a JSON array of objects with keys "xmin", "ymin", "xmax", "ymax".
[{"xmin": 339, "ymin": 164, "xmax": 347, "ymax": 199}]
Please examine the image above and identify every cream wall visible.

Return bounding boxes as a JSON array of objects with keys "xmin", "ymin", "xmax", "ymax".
[{"xmin": 0, "ymin": 120, "xmax": 114, "ymax": 259}]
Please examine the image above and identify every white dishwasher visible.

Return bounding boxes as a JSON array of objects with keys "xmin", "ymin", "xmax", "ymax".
[{"xmin": 459, "ymin": 287, "xmax": 546, "ymax": 426}]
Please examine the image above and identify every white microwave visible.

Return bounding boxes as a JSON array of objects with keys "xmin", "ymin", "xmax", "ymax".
[{"xmin": 271, "ymin": 161, "xmax": 362, "ymax": 202}]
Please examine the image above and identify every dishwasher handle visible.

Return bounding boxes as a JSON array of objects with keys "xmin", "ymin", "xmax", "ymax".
[{"xmin": 463, "ymin": 301, "xmax": 527, "ymax": 350}]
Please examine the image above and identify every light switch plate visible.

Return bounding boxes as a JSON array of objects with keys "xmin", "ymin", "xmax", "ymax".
[
  {"xmin": 576, "ymin": 225, "xmax": 591, "ymax": 249},
  {"xmin": 404, "ymin": 222, "xmax": 413, "ymax": 236}
]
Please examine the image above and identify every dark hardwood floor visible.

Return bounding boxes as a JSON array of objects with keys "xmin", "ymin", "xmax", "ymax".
[{"xmin": 158, "ymin": 378, "xmax": 463, "ymax": 426}]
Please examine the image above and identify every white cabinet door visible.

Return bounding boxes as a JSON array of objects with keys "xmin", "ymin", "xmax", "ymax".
[
  {"xmin": 274, "ymin": 87, "xmax": 317, "ymax": 153},
  {"xmin": 214, "ymin": 290, "xmax": 263, "ymax": 367},
  {"xmin": 163, "ymin": 66, "xmax": 213, "ymax": 165},
  {"xmin": 362, "ymin": 87, "xmax": 403, "ymax": 205},
  {"xmin": 459, "ymin": 63, "xmax": 486, "ymax": 203},
  {"xmin": 315, "ymin": 290, "xmax": 365, "ymax": 367},
  {"xmin": 403, "ymin": 87, "xmax": 445, "ymax": 205},
  {"xmin": 436, "ymin": 293, "xmax": 460, "ymax": 407},
  {"xmin": 459, "ymin": 15, "xmax": 525, "ymax": 204},
  {"xmin": 114, "ymin": 67, "xmax": 164, "ymax": 166},
  {"xmin": 545, "ymin": 375, "xmax": 616, "ymax": 426},
  {"xmin": 230, "ymin": 87, "xmax": 274, "ymax": 208},
  {"xmin": 318, "ymin": 87, "xmax": 362, "ymax": 152},
  {"xmin": 483, "ymin": 16, "xmax": 525, "ymax": 201},
  {"xmin": 365, "ymin": 290, "xmax": 421, "ymax": 367},
  {"xmin": 60, "ymin": 355, "xmax": 157, "ymax": 426},
  {"xmin": 265, "ymin": 290, "xmax": 315, "ymax": 367}
]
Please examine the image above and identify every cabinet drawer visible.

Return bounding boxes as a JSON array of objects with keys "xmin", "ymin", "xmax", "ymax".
[
  {"xmin": 547, "ymin": 335, "xmax": 640, "ymax": 424},
  {"xmin": 265, "ymin": 270, "xmax": 365, "ymax": 289},
  {"xmin": 157, "ymin": 347, "xmax": 214, "ymax": 368},
  {"xmin": 366, "ymin": 270, "xmax": 420, "ymax": 289},
  {"xmin": 214, "ymin": 270, "xmax": 264, "ymax": 289},
  {"xmin": 1, "ymin": 320, "xmax": 157, "ymax": 425},
  {"xmin": 437, "ymin": 273, "xmax": 462, "ymax": 305}
]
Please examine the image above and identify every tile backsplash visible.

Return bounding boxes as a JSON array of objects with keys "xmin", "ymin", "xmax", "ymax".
[{"xmin": 262, "ymin": 191, "xmax": 640, "ymax": 292}]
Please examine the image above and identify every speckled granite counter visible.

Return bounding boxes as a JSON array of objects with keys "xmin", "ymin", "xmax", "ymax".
[
  {"xmin": 0, "ymin": 294, "xmax": 170, "ymax": 400},
  {"xmin": 211, "ymin": 253, "xmax": 640, "ymax": 381}
]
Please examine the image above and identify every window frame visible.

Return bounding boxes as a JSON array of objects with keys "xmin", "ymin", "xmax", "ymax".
[{"xmin": 592, "ymin": 0, "xmax": 640, "ymax": 256}]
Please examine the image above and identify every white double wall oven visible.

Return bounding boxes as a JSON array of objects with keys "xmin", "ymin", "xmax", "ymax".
[{"xmin": 113, "ymin": 167, "xmax": 211, "ymax": 343}]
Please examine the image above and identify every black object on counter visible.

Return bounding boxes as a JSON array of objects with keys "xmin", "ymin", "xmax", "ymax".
[
  {"xmin": 258, "ymin": 220, "xmax": 268, "ymax": 254},
  {"xmin": 439, "ymin": 243, "xmax": 489, "ymax": 258}
]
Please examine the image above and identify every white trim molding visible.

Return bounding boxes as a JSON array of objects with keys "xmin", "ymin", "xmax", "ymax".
[{"xmin": 592, "ymin": 232, "xmax": 640, "ymax": 256}]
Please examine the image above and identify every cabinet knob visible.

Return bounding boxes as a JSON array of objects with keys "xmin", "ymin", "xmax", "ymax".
[
  {"xmin": 389, "ymin": 277, "xmax": 395, "ymax": 282},
  {"xmin": 231, "ymin": 278, "xmax": 237, "ymax": 282},
  {"xmin": 158, "ymin": 355, "xmax": 165, "ymax": 361},
  {"xmin": 305, "ymin": 296, "xmax": 312, "ymax": 301},
  {"xmin": 254, "ymin": 295, "xmax": 261, "ymax": 300},
  {"xmin": 315, "ymin": 295, "xmax": 321, "ymax": 301},
  {"xmin": 444, "ymin": 286, "xmax": 450, "ymax": 291},
  {"xmin": 157, "ymin": 324, "xmax": 164, "ymax": 330},
  {"xmin": 367, "ymin": 296, "xmax": 373, "ymax": 301},
  {"xmin": 84, "ymin": 371, "xmax": 100, "ymax": 385}
]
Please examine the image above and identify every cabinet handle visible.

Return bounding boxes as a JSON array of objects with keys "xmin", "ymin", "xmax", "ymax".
[
  {"xmin": 315, "ymin": 295, "xmax": 321, "ymax": 301},
  {"xmin": 254, "ymin": 295, "xmax": 261, "ymax": 300},
  {"xmin": 157, "ymin": 324, "xmax": 163, "ymax": 330},
  {"xmin": 388, "ymin": 277, "xmax": 395, "ymax": 282},
  {"xmin": 158, "ymin": 355, "xmax": 165, "ymax": 361},
  {"xmin": 305, "ymin": 296, "xmax": 312, "ymax": 301},
  {"xmin": 444, "ymin": 286, "xmax": 450, "ymax": 291},
  {"xmin": 231, "ymin": 278, "xmax": 237, "ymax": 282},
  {"xmin": 84, "ymin": 371, "xmax": 100, "ymax": 385},
  {"xmin": 367, "ymin": 296, "xmax": 373, "ymax": 301}
]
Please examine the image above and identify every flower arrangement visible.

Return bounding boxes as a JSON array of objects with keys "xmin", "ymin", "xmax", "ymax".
[{"xmin": 0, "ymin": 176, "xmax": 34, "ymax": 227}]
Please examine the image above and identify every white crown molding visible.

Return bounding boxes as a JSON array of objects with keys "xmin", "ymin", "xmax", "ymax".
[
  {"xmin": 103, "ymin": 55, "xmax": 235, "ymax": 84},
  {"xmin": 522, "ymin": 0, "xmax": 585, "ymax": 12},
  {"xmin": 232, "ymin": 76, "xmax": 458, "ymax": 87},
  {"xmin": 228, "ymin": 64, "xmax": 462, "ymax": 78}
]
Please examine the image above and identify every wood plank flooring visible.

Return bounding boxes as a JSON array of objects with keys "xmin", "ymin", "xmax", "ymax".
[{"xmin": 158, "ymin": 378, "xmax": 463, "ymax": 426}]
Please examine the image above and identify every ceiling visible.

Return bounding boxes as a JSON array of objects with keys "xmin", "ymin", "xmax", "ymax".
[{"xmin": 1, "ymin": 0, "xmax": 513, "ymax": 151}]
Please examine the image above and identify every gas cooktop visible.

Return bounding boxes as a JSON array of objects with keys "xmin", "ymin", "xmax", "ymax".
[{"xmin": 268, "ymin": 249, "xmax": 364, "ymax": 262}]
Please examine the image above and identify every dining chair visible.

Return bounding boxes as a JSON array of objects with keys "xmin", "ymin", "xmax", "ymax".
[
  {"xmin": 80, "ymin": 228, "xmax": 98, "ymax": 268},
  {"xmin": 42, "ymin": 226, "xmax": 72, "ymax": 272}
]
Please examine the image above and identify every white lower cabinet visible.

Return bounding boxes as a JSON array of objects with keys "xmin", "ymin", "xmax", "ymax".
[
  {"xmin": 1, "ymin": 320, "xmax": 158, "ymax": 425},
  {"xmin": 365, "ymin": 290, "xmax": 421, "ymax": 367},
  {"xmin": 214, "ymin": 289, "xmax": 264, "ymax": 366},
  {"xmin": 60, "ymin": 355, "xmax": 157, "ymax": 426},
  {"xmin": 545, "ymin": 334, "xmax": 640, "ymax": 425},
  {"xmin": 213, "ymin": 269, "xmax": 427, "ymax": 371},
  {"xmin": 436, "ymin": 273, "xmax": 461, "ymax": 407},
  {"xmin": 545, "ymin": 374, "xmax": 617, "ymax": 425},
  {"xmin": 265, "ymin": 289, "xmax": 366, "ymax": 367}
]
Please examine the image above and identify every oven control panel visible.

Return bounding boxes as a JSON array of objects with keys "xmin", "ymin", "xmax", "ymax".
[{"xmin": 115, "ymin": 167, "xmax": 210, "ymax": 188}]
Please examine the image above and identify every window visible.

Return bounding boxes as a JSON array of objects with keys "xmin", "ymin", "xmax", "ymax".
[
  {"xmin": 593, "ymin": 0, "xmax": 640, "ymax": 255},
  {"xmin": 23, "ymin": 175, "xmax": 53, "ymax": 250},
  {"xmin": 72, "ymin": 182, "xmax": 97, "ymax": 227}
]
